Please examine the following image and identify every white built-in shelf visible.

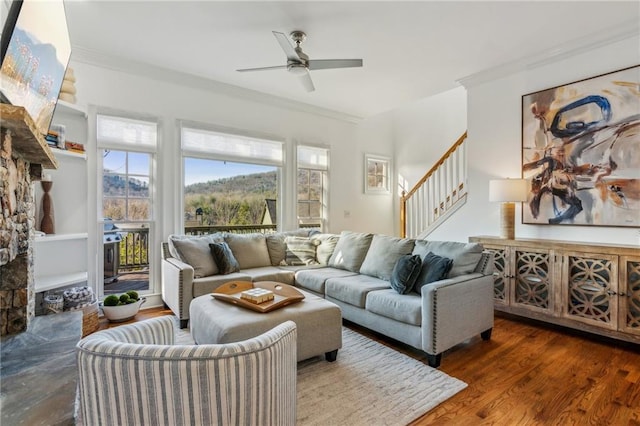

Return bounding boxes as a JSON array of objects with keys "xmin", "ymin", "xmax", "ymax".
[
  {"xmin": 51, "ymin": 148, "xmax": 87, "ymax": 160},
  {"xmin": 35, "ymin": 233, "xmax": 88, "ymax": 243},
  {"xmin": 55, "ymin": 100, "xmax": 87, "ymax": 117},
  {"xmin": 35, "ymin": 271, "xmax": 88, "ymax": 293}
]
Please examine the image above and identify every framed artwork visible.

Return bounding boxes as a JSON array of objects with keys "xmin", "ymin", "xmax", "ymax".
[
  {"xmin": 364, "ymin": 153, "xmax": 391, "ymax": 194},
  {"xmin": 522, "ymin": 65, "xmax": 640, "ymax": 227},
  {"xmin": 0, "ymin": 0, "xmax": 71, "ymax": 135}
]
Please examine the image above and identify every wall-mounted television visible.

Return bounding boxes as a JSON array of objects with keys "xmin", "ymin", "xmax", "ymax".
[{"xmin": 0, "ymin": 0, "xmax": 71, "ymax": 135}]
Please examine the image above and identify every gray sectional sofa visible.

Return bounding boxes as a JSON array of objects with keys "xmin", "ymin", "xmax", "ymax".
[{"xmin": 161, "ymin": 230, "xmax": 494, "ymax": 367}]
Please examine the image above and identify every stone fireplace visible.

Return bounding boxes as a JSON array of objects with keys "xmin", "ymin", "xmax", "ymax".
[{"xmin": 0, "ymin": 105, "xmax": 57, "ymax": 336}]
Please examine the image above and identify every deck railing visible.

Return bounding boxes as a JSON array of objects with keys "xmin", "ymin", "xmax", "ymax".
[
  {"xmin": 184, "ymin": 223, "xmax": 321, "ymax": 236},
  {"xmin": 117, "ymin": 227, "xmax": 149, "ymax": 272},
  {"xmin": 115, "ymin": 223, "xmax": 321, "ymax": 272}
]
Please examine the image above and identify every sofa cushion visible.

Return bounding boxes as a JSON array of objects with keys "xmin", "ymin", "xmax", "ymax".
[
  {"xmin": 242, "ymin": 266, "xmax": 295, "ymax": 285},
  {"xmin": 359, "ymin": 234, "xmax": 415, "ymax": 280},
  {"xmin": 328, "ymin": 231, "xmax": 373, "ymax": 273},
  {"xmin": 168, "ymin": 234, "xmax": 223, "ymax": 278},
  {"xmin": 325, "ymin": 274, "xmax": 390, "ymax": 308},
  {"xmin": 310, "ymin": 233, "xmax": 340, "ymax": 265},
  {"xmin": 294, "ymin": 267, "xmax": 357, "ymax": 294},
  {"xmin": 209, "ymin": 242, "xmax": 241, "ymax": 275},
  {"xmin": 414, "ymin": 252, "xmax": 453, "ymax": 293},
  {"xmin": 365, "ymin": 289, "xmax": 422, "ymax": 326},
  {"xmin": 224, "ymin": 233, "xmax": 272, "ymax": 269},
  {"xmin": 389, "ymin": 254, "xmax": 422, "ymax": 294},
  {"xmin": 192, "ymin": 272, "xmax": 252, "ymax": 297},
  {"xmin": 413, "ymin": 240, "xmax": 483, "ymax": 278},
  {"xmin": 284, "ymin": 236, "xmax": 320, "ymax": 266}
]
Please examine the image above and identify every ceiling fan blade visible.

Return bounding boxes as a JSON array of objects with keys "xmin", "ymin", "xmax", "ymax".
[
  {"xmin": 237, "ymin": 65, "xmax": 288, "ymax": 72},
  {"xmin": 308, "ymin": 59, "xmax": 363, "ymax": 70},
  {"xmin": 298, "ymin": 69, "xmax": 315, "ymax": 92},
  {"xmin": 272, "ymin": 31, "xmax": 300, "ymax": 62}
]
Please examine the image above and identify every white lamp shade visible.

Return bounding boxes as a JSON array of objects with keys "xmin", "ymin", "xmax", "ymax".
[{"xmin": 489, "ymin": 179, "xmax": 528, "ymax": 202}]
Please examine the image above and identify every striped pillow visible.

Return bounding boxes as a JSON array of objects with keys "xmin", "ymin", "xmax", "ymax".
[{"xmin": 284, "ymin": 236, "xmax": 319, "ymax": 266}]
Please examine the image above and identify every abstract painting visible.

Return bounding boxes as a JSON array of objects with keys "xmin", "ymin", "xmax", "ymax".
[{"xmin": 522, "ymin": 65, "xmax": 640, "ymax": 227}]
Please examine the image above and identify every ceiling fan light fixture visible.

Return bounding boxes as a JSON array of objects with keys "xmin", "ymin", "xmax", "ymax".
[{"xmin": 287, "ymin": 64, "xmax": 307, "ymax": 76}]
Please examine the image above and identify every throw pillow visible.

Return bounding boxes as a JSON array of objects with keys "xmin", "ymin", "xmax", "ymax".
[
  {"xmin": 390, "ymin": 254, "xmax": 422, "ymax": 294},
  {"xmin": 310, "ymin": 233, "xmax": 340, "ymax": 265},
  {"xmin": 414, "ymin": 252, "xmax": 453, "ymax": 293},
  {"xmin": 224, "ymin": 233, "xmax": 271, "ymax": 269},
  {"xmin": 328, "ymin": 231, "xmax": 373, "ymax": 272},
  {"xmin": 412, "ymin": 240, "xmax": 483, "ymax": 278},
  {"xmin": 284, "ymin": 236, "xmax": 320, "ymax": 266},
  {"xmin": 168, "ymin": 234, "xmax": 223, "ymax": 278},
  {"xmin": 209, "ymin": 242, "xmax": 240, "ymax": 275},
  {"xmin": 360, "ymin": 234, "xmax": 415, "ymax": 281},
  {"xmin": 265, "ymin": 233, "xmax": 287, "ymax": 266}
]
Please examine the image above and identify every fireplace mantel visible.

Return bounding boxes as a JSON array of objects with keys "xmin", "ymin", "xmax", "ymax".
[{"xmin": 0, "ymin": 104, "xmax": 58, "ymax": 170}]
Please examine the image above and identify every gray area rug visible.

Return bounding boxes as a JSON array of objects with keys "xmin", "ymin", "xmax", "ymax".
[{"xmin": 175, "ymin": 319, "xmax": 467, "ymax": 425}]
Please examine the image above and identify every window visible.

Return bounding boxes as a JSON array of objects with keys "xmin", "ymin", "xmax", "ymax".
[
  {"xmin": 297, "ymin": 145, "xmax": 328, "ymax": 230},
  {"xmin": 181, "ymin": 124, "xmax": 283, "ymax": 233},
  {"xmin": 97, "ymin": 114, "xmax": 158, "ymax": 296},
  {"xmin": 103, "ymin": 151, "xmax": 151, "ymax": 221},
  {"xmin": 365, "ymin": 154, "xmax": 391, "ymax": 194}
]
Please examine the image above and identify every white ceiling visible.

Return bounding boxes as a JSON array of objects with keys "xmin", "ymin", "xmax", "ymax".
[{"xmin": 64, "ymin": 1, "xmax": 639, "ymax": 119}]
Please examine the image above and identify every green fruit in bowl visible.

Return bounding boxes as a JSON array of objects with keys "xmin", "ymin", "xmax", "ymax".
[
  {"xmin": 103, "ymin": 295, "xmax": 120, "ymax": 306},
  {"xmin": 126, "ymin": 290, "xmax": 139, "ymax": 301},
  {"xmin": 119, "ymin": 294, "xmax": 131, "ymax": 304}
]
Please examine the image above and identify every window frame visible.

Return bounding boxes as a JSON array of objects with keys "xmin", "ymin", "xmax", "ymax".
[
  {"xmin": 180, "ymin": 121, "xmax": 285, "ymax": 232},
  {"xmin": 364, "ymin": 153, "xmax": 391, "ymax": 195},
  {"xmin": 297, "ymin": 144, "xmax": 329, "ymax": 231}
]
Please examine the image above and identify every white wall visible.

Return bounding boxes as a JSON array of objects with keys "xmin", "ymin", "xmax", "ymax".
[
  {"xmin": 427, "ymin": 35, "xmax": 640, "ymax": 245},
  {"xmin": 393, "ymin": 87, "xmax": 467, "ymax": 188},
  {"xmin": 390, "ymin": 87, "xmax": 467, "ymax": 236},
  {"xmin": 70, "ymin": 59, "xmax": 397, "ymax": 241}
]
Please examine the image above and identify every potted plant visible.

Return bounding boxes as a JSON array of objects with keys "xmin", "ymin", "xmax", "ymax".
[{"xmin": 100, "ymin": 290, "xmax": 146, "ymax": 322}]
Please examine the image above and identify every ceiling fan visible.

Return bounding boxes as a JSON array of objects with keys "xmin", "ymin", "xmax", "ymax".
[{"xmin": 236, "ymin": 31, "xmax": 363, "ymax": 92}]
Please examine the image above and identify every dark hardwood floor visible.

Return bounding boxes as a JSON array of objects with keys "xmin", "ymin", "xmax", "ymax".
[{"xmin": 99, "ymin": 308, "xmax": 640, "ymax": 425}]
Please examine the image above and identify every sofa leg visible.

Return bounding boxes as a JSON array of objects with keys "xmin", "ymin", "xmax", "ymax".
[
  {"xmin": 427, "ymin": 353, "xmax": 441, "ymax": 368},
  {"xmin": 325, "ymin": 349, "xmax": 338, "ymax": 362},
  {"xmin": 179, "ymin": 319, "xmax": 189, "ymax": 329},
  {"xmin": 163, "ymin": 302, "xmax": 169, "ymax": 310},
  {"xmin": 481, "ymin": 328, "xmax": 493, "ymax": 341}
]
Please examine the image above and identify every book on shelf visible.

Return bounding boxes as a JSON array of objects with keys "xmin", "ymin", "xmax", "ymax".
[{"xmin": 64, "ymin": 141, "xmax": 85, "ymax": 153}]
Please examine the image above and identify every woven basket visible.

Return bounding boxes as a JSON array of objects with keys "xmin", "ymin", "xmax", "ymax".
[{"xmin": 70, "ymin": 300, "xmax": 99, "ymax": 337}]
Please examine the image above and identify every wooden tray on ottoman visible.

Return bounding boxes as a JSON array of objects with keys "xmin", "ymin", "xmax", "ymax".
[{"xmin": 211, "ymin": 281, "xmax": 305, "ymax": 313}]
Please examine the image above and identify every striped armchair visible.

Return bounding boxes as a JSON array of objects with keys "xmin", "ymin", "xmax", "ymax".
[{"xmin": 76, "ymin": 317, "xmax": 297, "ymax": 426}]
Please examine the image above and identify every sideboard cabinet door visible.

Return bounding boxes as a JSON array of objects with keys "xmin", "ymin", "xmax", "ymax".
[
  {"xmin": 510, "ymin": 247, "xmax": 555, "ymax": 315},
  {"xmin": 561, "ymin": 251, "xmax": 618, "ymax": 331},
  {"xmin": 483, "ymin": 245, "xmax": 510, "ymax": 305},
  {"xmin": 620, "ymin": 256, "xmax": 640, "ymax": 336}
]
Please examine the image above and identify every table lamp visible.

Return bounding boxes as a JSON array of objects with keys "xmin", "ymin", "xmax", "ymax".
[{"xmin": 489, "ymin": 178, "xmax": 527, "ymax": 239}]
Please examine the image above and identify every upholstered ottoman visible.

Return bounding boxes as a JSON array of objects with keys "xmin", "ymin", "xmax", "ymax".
[{"xmin": 190, "ymin": 287, "xmax": 342, "ymax": 362}]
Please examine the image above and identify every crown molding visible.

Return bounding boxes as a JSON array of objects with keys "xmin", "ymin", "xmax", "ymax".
[
  {"xmin": 70, "ymin": 45, "xmax": 363, "ymax": 124},
  {"xmin": 457, "ymin": 19, "xmax": 640, "ymax": 89}
]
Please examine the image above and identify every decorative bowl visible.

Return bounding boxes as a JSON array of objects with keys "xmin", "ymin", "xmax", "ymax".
[{"xmin": 101, "ymin": 297, "xmax": 146, "ymax": 322}]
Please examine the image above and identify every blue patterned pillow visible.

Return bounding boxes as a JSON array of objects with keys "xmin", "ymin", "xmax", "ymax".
[
  {"xmin": 414, "ymin": 252, "xmax": 453, "ymax": 293},
  {"xmin": 390, "ymin": 254, "xmax": 422, "ymax": 294},
  {"xmin": 209, "ymin": 242, "xmax": 240, "ymax": 275}
]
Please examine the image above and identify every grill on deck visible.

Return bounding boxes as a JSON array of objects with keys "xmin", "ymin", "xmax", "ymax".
[{"xmin": 104, "ymin": 223, "xmax": 122, "ymax": 284}]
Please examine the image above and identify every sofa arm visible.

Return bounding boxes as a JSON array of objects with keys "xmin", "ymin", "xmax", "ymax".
[
  {"xmin": 162, "ymin": 256, "xmax": 194, "ymax": 328},
  {"xmin": 420, "ymin": 273, "xmax": 494, "ymax": 356}
]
